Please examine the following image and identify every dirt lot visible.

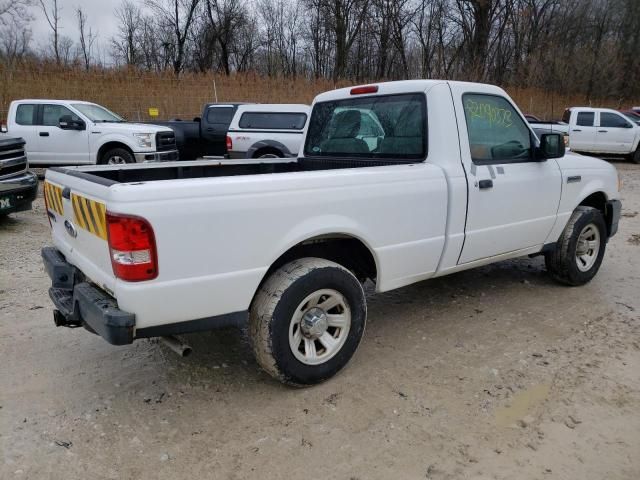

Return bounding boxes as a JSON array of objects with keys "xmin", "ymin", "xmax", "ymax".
[{"xmin": 1, "ymin": 163, "xmax": 639, "ymax": 480}]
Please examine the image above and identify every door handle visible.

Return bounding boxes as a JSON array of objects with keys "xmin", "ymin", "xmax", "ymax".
[
  {"xmin": 206, "ymin": 128, "xmax": 214, "ymax": 132},
  {"xmin": 478, "ymin": 179, "xmax": 493, "ymax": 190},
  {"xmin": 598, "ymin": 130, "xmax": 608, "ymax": 133},
  {"xmin": 39, "ymin": 132, "xmax": 49, "ymax": 137},
  {"xmin": 572, "ymin": 129, "xmax": 582, "ymax": 132}
]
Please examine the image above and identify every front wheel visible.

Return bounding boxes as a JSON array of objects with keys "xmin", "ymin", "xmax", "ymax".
[
  {"xmin": 249, "ymin": 258, "xmax": 367, "ymax": 386},
  {"xmin": 545, "ymin": 206, "xmax": 607, "ymax": 286},
  {"xmin": 100, "ymin": 148, "xmax": 135, "ymax": 165},
  {"xmin": 631, "ymin": 146, "xmax": 640, "ymax": 164}
]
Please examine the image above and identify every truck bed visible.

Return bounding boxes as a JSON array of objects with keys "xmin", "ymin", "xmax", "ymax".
[{"xmin": 50, "ymin": 157, "xmax": 415, "ymax": 186}]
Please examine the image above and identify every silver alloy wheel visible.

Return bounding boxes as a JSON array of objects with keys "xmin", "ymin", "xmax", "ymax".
[
  {"xmin": 288, "ymin": 288, "xmax": 351, "ymax": 365},
  {"xmin": 258, "ymin": 153, "xmax": 279, "ymax": 158},
  {"xmin": 107, "ymin": 155, "xmax": 127, "ymax": 165},
  {"xmin": 575, "ymin": 223, "xmax": 600, "ymax": 272}
]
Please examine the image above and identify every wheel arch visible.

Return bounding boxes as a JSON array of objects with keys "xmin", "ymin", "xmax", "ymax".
[
  {"xmin": 248, "ymin": 140, "xmax": 291, "ymax": 158},
  {"xmin": 257, "ymin": 233, "xmax": 379, "ymax": 291},
  {"xmin": 97, "ymin": 141, "xmax": 135, "ymax": 164},
  {"xmin": 578, "ymin": 190, "xmax": 616, "ymax": 236}
]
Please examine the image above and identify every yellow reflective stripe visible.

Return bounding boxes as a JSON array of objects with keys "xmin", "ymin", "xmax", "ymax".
[
  {"xmin": 45, "ymin": 182, "xmax": 64, "ymax": 215},
  {"xmin": 71, "ymin": 194, "xmax": 107, "ymax": 240}
]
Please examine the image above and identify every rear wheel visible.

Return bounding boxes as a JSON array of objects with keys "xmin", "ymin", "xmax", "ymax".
[
  {"xmin": 249, "ymin": 258, "xmax": 367, "ymax": 386},
  {"xmin": 545, "ymin": 206, "xmax": 607, "ymax": 286},
  {"xmin": 100, "ymin": 148, "xmax": 135, "ymax": 165},
  {"xmin": 254, "ymin": 148, "xmax": 283, "ymax": 159}
]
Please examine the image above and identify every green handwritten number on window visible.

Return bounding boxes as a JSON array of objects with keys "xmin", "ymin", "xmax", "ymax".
[{"xmin": 465, "ymin": 99, "xmax": 513, "ymax": 128}]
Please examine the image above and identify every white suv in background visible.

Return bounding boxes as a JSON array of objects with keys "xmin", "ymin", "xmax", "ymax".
[
  {"xmin": 226, "ymin": 104, "xmax": 310, "ymax": 159},
  {"xmin": 1, "ymin": 99, "xmax": 178, "ymax": 165}
]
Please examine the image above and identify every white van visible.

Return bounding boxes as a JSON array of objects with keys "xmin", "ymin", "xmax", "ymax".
[{"xmin": 225, "ymin": 104, "xmax": 310, "ymax": 158}]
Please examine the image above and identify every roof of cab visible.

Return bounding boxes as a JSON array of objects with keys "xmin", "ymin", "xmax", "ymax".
[
  {"xmin": 235, "ymin": 104, "xmax": 310, "ymax": 113},
  {"xmin": 312, "ymin": 79, "xmax": 507, "ymax": 103},
  {"xmin": 14, "ymin": 99, "xmax": 97, "ymax": 104}
]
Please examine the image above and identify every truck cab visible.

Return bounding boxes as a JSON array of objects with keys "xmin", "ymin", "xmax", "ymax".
[{"xmin": 562, "ymin": 107, "xmax": 640, "ymax": 161}]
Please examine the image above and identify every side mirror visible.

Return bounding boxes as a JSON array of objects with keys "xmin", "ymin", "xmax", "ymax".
[
  {"xmin": 537, "ymin": 133, "xmax": 565, "ymax": 160},
  {"xmin": 59, "ymin": 115, "xmax": 85, "ymax": 130}
]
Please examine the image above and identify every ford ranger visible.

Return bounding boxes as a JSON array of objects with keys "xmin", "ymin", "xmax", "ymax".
[{"xmin": 41, "ymin": 80, "xmax": 621, "ymax": 386}]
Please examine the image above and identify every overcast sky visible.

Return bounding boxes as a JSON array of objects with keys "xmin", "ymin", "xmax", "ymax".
[{"xmin": 29, "ymin": 0, "xmax": 130, "ymax": 62}]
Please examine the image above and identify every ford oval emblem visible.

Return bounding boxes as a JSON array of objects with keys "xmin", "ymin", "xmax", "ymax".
[{"xmin": 64, "ymin": 220, "xmax": 78, "ymax": 238}]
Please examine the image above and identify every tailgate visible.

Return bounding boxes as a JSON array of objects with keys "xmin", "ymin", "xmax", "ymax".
[{"xmin": 44, "ymin": 172, "xmax": 117, "ymax": 294}]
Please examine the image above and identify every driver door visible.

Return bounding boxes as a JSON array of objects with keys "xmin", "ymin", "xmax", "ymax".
[
  {"xmin": 453, "ymin": 91, "xmax": 562, "ymax": 264},
  {"xmin": 37, "ymin": 104, "xmax": 90, "ymax": 164}
]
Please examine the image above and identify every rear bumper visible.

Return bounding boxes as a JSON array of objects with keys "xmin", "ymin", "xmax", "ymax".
[
  {"xmin": 42, "ymin": 247, "xmax": 136, "ymax": 345},
  {"xmin": 0, "ymin": 170, "xmax": 38, "ymax": 214},
  {"xmin": 606, "ymin": 199, "xmax": 622, "ymax": 238},
  {"xmin": 41, "ymin": 246, "xmax": 247, "ymax": 346},
  {"xmin": 134, "ymin": 149, "xmax": 179, "ymax": 163}
]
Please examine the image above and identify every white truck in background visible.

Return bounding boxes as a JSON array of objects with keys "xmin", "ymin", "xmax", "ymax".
[
  {"xmin": 226, "ymin": 104, "xmax": 310, "ymax": 159},
  {"xmin": 1, "ymin": 100, "xmax": 178, "ymax": 165},
  {"xmin": 42, "ymin": 80, "xmax": 621, "ymax": 386},
  {"xmin": 531, "ymin": 107, "xmax": 640, "ymax": 163}
]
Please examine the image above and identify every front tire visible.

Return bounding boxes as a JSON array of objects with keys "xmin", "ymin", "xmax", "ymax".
[
  {"xmin": 631, "ymin": 146, "xmax": 640, "ymax": 164},
  {"xmin": 100, "ymin": 148, "xmax": 135, "ymax": 165},
  {"xmin": 249, "ymin": 258, "xmax": 367, "ymax": 386},
  {"xmin": 545, "ymin": 206, "xmax": 607, "ymax": 286}
]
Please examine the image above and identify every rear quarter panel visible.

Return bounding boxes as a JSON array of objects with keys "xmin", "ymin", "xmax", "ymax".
[{"xmin": 107, "ymin": 164, "xmax": 448, "ymax": 328}]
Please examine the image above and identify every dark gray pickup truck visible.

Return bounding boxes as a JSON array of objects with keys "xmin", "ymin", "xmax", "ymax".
[
  {"xmin": 151, "ymin": 103, "xmax": 248, "ymax": 160},
  {"xmin": 0, "ymin": 137, "xmax": 38, "ymax": 217}
]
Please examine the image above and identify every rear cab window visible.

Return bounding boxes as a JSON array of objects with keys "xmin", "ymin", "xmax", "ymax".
[
  {"xmin": 239, "ymin": 112, "xmax": 307, "ymax": 130},
  {"xmin": 304, "ymin": 93, "xmax": 427, "ymax": 159},
  {"xmin": 206, "ymin": 106, "xmax": 235, "ymax": 131},
  {"xmin": 16, "ymin": 104, "xmax": 36, "ymax": 125},
  {"xmin": 576, "ymin": 112, "xmax": 595, "ymax": 126},
  {"xmin": 462, "ymin": 93, "xmax": 532, "ymax": 164}
]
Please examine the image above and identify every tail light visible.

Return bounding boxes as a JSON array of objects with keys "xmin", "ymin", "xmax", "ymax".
[
  {"xmin": 106, "ymin": 212, "xmax": 158, "ymax": 281},
  {"xmin": 226, "ymin": 135, "xmax": 232, "ymax": 151}
]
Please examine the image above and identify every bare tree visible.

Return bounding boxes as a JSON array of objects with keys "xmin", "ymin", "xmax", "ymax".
[
  {"xmin": 146, "ymin": 0, "xmax": 201, "ymax": 75},
  {"xmin": 38, "ymin": 0, "xmax": 61, "ymax": 65},
  {"xmin": 76, "ymin": 7, "xmax": 97, "ymax": 71},
  {"xmin": 112, "ymin": 0, "xmax": 142, "ymax": 66}
]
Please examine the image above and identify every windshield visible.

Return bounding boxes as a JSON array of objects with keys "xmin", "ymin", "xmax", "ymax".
[
  {"xmin": 72, "ymin": 103, "xmax": 125, "ymax": 122},
  {"xmin": 304, "ymin": 93, "xmax": 426, "ymax": 159}
]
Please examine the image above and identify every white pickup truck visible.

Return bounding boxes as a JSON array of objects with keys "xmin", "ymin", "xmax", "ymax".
[
  {"xmin": 531, "ymin": 107, "xmax": 640, "ymax": 163},
  {"xmin": 2, "ymin": 99, "xmax": 178, "ymax": 165},
  {"xmin": 42, "ymin": 80, "xmax": 621, "ymax": 386}
]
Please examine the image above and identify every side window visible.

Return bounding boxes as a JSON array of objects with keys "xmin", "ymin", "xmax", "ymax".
[
  {"xmin": 462, "ymin": 94, "xmax": 532, "ymax": 164},
  {"xmin": 16, "ymin": 104, "xmax": 36, "ymax": 125},
  {"xmin": 238, "ymin": 112, "xmax": 307, "ymax": 130},
  {"xmin": 41, "ymin": 104, "xmax": 80, "ymax": 127},
  {"xmin": 206, "ymin": 107, "xmax": 235, "ymax": 131},
  {"xmin": 600, "ymin": 112, "xmax": 631, "ymax": 128},
  {"xmin": 576, "ymin": 112, "xmax": 594, "ymax": 127},
  {"xmin": 561, "ymin": 109, "xmax": 571, "ymax": 123}
]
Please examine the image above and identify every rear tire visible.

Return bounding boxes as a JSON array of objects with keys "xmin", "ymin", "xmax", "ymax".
[
  {"xmin": 100, "ymin": 148, "xmax": 135, "ymax": 165},
  {"xmin": 249, "ymin": 258, "xmax": 367, "ymax": 386},
  {"xmin": 253, "ymin": 149, "xmax": 283, "ymax": 159},
  {"xmin": 545, "ymin": 206, "xmax": 607, "ymax": 286}
]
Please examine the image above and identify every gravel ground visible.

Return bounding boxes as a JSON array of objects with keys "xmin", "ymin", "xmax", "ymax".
[{"xmin": 1, "ymin": 162, "xmax": 639, "ymax": 480}]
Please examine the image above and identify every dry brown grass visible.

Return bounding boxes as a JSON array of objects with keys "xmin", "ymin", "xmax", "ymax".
[{"xmin": 1, "ymin": 63, "xmax": 637, "ymax": 122}]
